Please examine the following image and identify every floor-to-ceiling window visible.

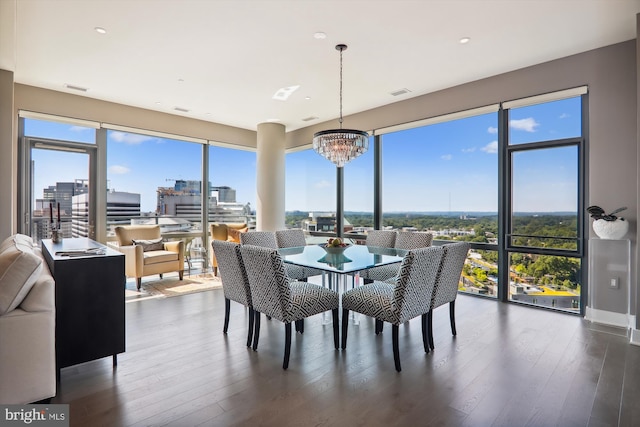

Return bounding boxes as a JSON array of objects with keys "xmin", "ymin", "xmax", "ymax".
[
  {"xmin": 285, "ymin": 148, "xmax": 337, "ymax": 237},
  {"xmin": 106, "ymin": 129, "xmax": 204, "ymax": 240},
  {"xmin": 19, "ymin": 115, "xmax": 258, "ymax": 263},
  {"xmin": 343, "ymin": 137, "xmax": 374, "ymax": 239},
  {"xmin": 20, "ymin": 116, "xmax": 97, "ymax": 242},
  {"xmin": 208, "ymin": 144, "xmax": 256, "ymax": 224},
  {"xmin": 379, "ymin": 108, "xmax": 500, "ymax": 297},
  {"xmin": 504, "ymin": 93, "xmax": 585, "ymax": 312}
]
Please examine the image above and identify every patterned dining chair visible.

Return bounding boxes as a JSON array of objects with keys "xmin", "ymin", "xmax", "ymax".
[
  {"xmin": 211, "ymin": 240, "xmax": 255, "ymax": 348},
  {"xmin": 362, "ymin": 231, "xmax": 434, "ymax": 283},
  {"xmin": 427, "ymin": 242, "xmax": 470, "ymax": 350},
  {"xmin": 275, "ymin": 229, "xmax": 323, "ymax": 281},
  {"xmin": 341, "ymin": 246, "xmax": 444, "ymax": 372},
  {"xmin": 364, "ymin": 229, "xmax": 397, "ymax": 248},
  {"xmin": 239, "ymin": 245, "xmax": 339, "ymax": 369},
  {"xmin": 359, "ymin": 230, "xmax": 398, "ymax": 284},
  {"xmin": 239, "ymin": 231, "xmax": 277, "ymax": 248},
  {"xmin": 241, "ymin": 230, "xmax": 317, "ymax": 284}
]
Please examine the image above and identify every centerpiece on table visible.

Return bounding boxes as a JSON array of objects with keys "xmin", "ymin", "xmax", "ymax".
[
  {"xmin": 587, "ymin": 205, "xmax": 629, "ymax": 239},
  {"xmin": 319, "ymin": 238, "xmax": 352, "ymax": 268},
  {"xmin": 320, "ymin": 237, "xmax": 350, "ymax": 254}
]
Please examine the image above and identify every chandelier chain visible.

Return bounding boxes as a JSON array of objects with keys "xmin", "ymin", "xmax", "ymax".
[{"xmin": 339, "ymin": 47, "xmax": 343, "ymax": 129}]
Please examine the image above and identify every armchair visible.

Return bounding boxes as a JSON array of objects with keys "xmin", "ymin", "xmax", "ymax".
[
  {"xmin": 114, "ymin": 225, "xmax": 184, "ymax": 290},
  {"xmin": 209, "ymin": 223, "xmax": 248, "ymax": 276}
]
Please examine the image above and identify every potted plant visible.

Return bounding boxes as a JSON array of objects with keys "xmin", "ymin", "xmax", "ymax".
[{"xmin": 587, "ymin": 206, "xmax": 629, "ymax": 239}]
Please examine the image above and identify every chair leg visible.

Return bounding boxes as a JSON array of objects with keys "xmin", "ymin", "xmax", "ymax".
[
  {"xmin": 332, "ymin": 309, "xmax": 339, "ymax": 350},
  {"xmin": 375, "ymin": 319, "xmax": 384, "ymax": 335},
  {"xmin": 247, "ymin": 308, "xmax": 255, "ymax": 347},
  {"xmin": 450, "ymin": 301, "xmax": 457, "ymax": 336},
  {"xmin": 223, "ymin": 298, "xmax": 231, "ymax": 334},
  {"xmin": 179, "ymin": 270, "xmax": 184, "ymax": 280},
  {"xmin": 421, "ymin": 313, "xmax": 430, "ymax": 353},
  {"xmin": 428, "ymin": 310, "xmax": 434, "ymax": 350},
  {"xmin": 136, "ymin": 278, "xmax": 142, "ymax": 290},
  {"xmin": 295, "ymin": 319, "xmax": 304, "ymax": 333},
  {"xmin": 283, "ymin": 322, "xmax": 292, "ymax": 370},
  {"xmin": 392, "ymin": 324, "xmax": 401, "ymax": 372},
  {"xmin": 341, "ymin": 308, "xmax": 349, "ymax": 349},
  {"xmin": 252, "ymin": 311, "xmax": 261, "ymax": 351},
  {"xmin": 159, "ymin": 273, "xmax": 163, "ymax": 279}
]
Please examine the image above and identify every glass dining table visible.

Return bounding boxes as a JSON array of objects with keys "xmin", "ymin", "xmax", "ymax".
[{"xmin": 278, "ymin": 244, "xmax": 408, "ymax": 323}]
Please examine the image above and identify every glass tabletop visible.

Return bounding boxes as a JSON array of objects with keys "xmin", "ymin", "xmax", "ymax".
[{"xmin": 278, "ymin": 244, "xmax": 407, "ymax": 274}]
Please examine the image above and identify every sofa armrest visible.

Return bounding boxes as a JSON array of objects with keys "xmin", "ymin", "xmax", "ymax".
[{"xmin": 19, "ymin": 274, "xmax": 55, "ymax": 313}]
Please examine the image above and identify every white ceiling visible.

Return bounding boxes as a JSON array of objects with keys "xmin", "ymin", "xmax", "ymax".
[{"xmin": 2, "ymin": 0, "xmax": 639, "ymax": 132}]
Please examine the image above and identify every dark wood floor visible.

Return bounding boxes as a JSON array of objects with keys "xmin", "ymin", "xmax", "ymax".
[{"xmin": 53, "ymin": 288, "xmax": 640, "ymax": 426}]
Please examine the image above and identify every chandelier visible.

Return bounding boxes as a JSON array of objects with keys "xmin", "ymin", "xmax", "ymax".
[{"xmin": 313, "ymin": 44, "xmax": 369, "ymax": 167}]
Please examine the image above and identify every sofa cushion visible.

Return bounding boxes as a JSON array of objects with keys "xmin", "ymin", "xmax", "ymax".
[
  {"xmin": 0, "ymin": 242, "xmax": 44, "ymax": 316},
  {"xmin": 133, "ymin": 238, "xmax": 165, "ymax": 252}
]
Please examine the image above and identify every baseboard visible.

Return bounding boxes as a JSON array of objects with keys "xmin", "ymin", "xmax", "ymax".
[
  {"xmin": 585, "ymin": 307, "xmax": 631, "ymax": 329},
  {"xmin": 630, "ymin": 326, "xmax": 640, "ymax": 346}
]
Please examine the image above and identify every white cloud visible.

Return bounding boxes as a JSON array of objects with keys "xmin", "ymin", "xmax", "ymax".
[
  {"xmin": 110, "ymin": 131, "xmax": 156, "ymax": 144},
  {"xmin": 70, "ymin": 126, "xmax": 90, "ymax": 132},
  {"xmin": 109, "ymin": 165, "xmax": 130, "ymax": 174},
  {"xmin": 441, "ymin": 154, "xmax": 452, "ymax": 161},
  {"xmin": 509, "ymin": 117, "xmax": 539, "ymax": 132},
  {"xmin": 487, "ymin": 126, "xmax": 498, "ymax": 134},
  {"xmin": 559, "ymin": 113, "xmax": 570, "ymax": 119},
  {"xmin": 481, "ymin": 140, "xmax": 498, "ymax": 154},
  {"xmin": 461, "ymin": 147, "xmax": 476, "ymax": 153},
  {"xmin": 315, "ymin": 180, "xmax": 331, "ymax": 189}
]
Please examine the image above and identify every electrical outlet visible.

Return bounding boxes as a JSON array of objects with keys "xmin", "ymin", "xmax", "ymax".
[{"xmin": 610, "ymin": 278, "xmax": 619, "ymax": 289}]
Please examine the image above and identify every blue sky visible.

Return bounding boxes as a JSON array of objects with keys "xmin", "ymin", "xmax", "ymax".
[{"xmin": 25, "ymin": 96, "xmax": 581, "ymax": 213}]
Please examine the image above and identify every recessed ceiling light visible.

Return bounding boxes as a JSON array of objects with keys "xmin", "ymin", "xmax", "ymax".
[
  {"xmin": 95, "ymin": 27, "xmax": 107, "ymax": 34},
  {"xmin": 155, "ymin": 101, "xmax": 162, "ymax": 105},
  {"xmin": 272, "ymin": 85, "xmax": 300, "ymax": 101},
  {"xmin": 314, "ymin": 32, "xmax": 327, "ymax": 40},
  {"xmin": 177, "ymin": 78, "xmax": 184, "ymax": 83},
  {"xmin": 459, "ymin": 37, "xmax": 471, "ymax": 44},
  {"xmin": 305, "ymin": 96, "xmax": 311, "ymax": 100}
]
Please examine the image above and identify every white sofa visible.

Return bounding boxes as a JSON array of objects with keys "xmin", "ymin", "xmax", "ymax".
[{"xmin": 0, "ymin": 234, "xmax": 56, "ymax": 404}]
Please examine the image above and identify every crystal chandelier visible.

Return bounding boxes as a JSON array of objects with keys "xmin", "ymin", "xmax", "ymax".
[{"xmin": 313, "ymin": 44, "xmax": 369, "ymax": 167}]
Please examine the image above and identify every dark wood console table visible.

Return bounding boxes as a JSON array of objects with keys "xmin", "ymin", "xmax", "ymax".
[{"xmin": 42, "ymin": 238, "xmax": 125, "ymax": 375}]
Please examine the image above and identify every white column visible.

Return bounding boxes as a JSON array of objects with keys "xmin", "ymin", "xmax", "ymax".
[{"xmin": 256, "ymin": 122, "xmax": 285, "ymax": 231}]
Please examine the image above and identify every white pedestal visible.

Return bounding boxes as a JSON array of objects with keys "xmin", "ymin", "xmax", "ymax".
[{"xmin": 586, "ymin": 239, "xmax": 632, "ymax": 329}]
